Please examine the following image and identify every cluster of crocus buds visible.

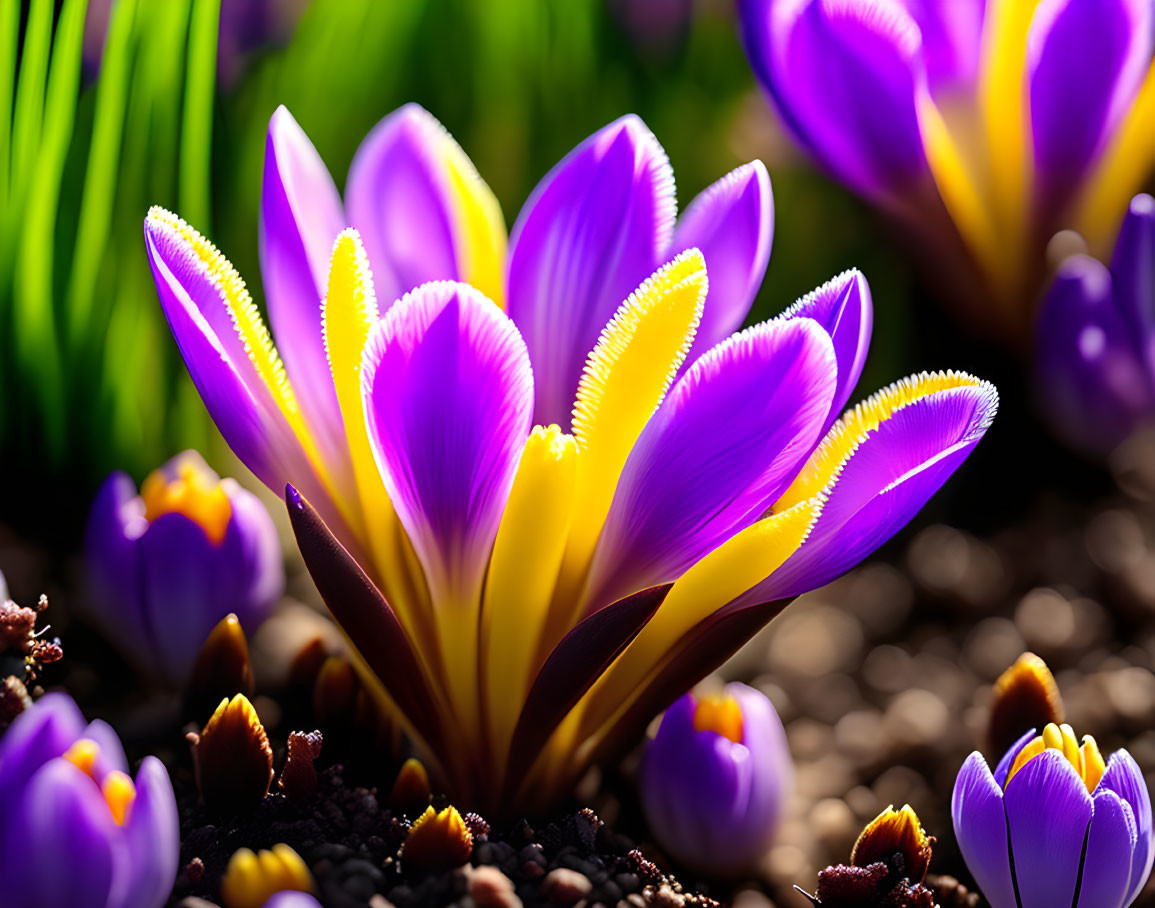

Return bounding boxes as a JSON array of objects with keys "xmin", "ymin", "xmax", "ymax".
[
  {"xmin": 954, "ymin": 652, "xmax": 1154, "ymax": 907},
  {"xmin": 639, "ymin": 682, "xmax": 791, "ymax": 875},
  {"xmin": 85, "ymin": 450, "xmax": 284, "ymax": 686},
  {"xmin": 1036, "ymin": 193, "xmax": 1155, "ymax": 457},
  {"xmin": 798, "ymin": 804, "xmax": 940, "ymax": 907},
  {"xmin": 0, "ymin": 692, "xmax": 179, "ymax": 908}
]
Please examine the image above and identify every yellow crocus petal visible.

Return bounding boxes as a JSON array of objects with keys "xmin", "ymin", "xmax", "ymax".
[
  {"xmin": 978, "ymin": 0, "xmax": 1039, "ymax": 296},
  {"xmin": 221, "ymin": 844, "xmax": 311, "ymax": 908},
  {"xmin": 440, "ymin": 134, "xmax": 508, "ymax": 309},
  {"xmin": 540, "ymin": 249, "xmax": 706, "ymax": 650},
  {"xmin": 480, "ymin": 425, "xmax": 579, "ymax": 773},
  {"xmin": 1075, "ymin": 64, "xmax": 1155, "ymax": 253},
  {"xmin": 774, "ymin": 371, "xmax": 986, "ymax": 512},
  {"xmin": 322, "ymin": 229, "xmax": 432, "ymax": 651},
  {"xmin": 1006, "ymin": 736, "xmax": 1047, "ymax": 787},
  {"xmin": 919, "ymin": 96, "xmax": 1001, "ymax": 288},
  {"xmin": 101, "ymin": 770, "xmax": 135, "ymax": 826},
  {"xmin": 1083, "ymin": 736, "xmax": 1106, "ymax": 793}
]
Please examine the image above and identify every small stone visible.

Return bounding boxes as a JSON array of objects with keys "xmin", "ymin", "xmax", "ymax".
[
  {"xmin": 469, "ymin": 866, "xmax": 521, "ymax": 908},
  {"xmin": 543, "ymin": 868, "xmax": 594, "ymax": 904},
  {"xmin": 652, "ymin": 885, "xmax": 684, "ymax": 908}
]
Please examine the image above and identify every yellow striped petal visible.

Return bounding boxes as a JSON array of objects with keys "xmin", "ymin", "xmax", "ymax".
[
  {"xmin": 774, "ymin": 370, "xmax": 987, "ymax": 512},
  {"xmin": 441, "ymin": 134, "xmax": 508, "ymax": 309},
  {"xmin": 540, "ymin": 250, "xmax": 706, "ymax": 650},
  {"xmin": 480, "ymin": 425, "xmax": 579, "ymax": 772}
]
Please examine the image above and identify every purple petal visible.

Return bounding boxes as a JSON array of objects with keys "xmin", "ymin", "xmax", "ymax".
[
  {"xmin": 113, "ymin": 756, "xmax": 179, "ymax": 908},
  {"xmin": 901, "ymin": 0, "xmax": 987, "ymax": 90},
  {"xmin": 1110, "ymin": 193, "xmax": 1155, "ymax": 375},
  {"xmin": 739, "ymin": 0, "xmax": 929, "ymax": 199},
  {"xmin": 361, "ymin": 281, "xmax": 533, "ymax": 602},
  {"xmin": 671, "ymin": 161, "xmax": 773, "ymax": 363},
  {"xmin": 262, "ymin": 896, "xmax": 324, "ymax": 908},
  {"xmin": 1029, "ymin": 0, "xmax": 1154, "ymax": 211},
  {"xmin": 993, "ymin": 728, "xmax": 1040, "ymax": 788},
  {"xmin": 951, "ymin": 752, "xmax": 1018, "ymax": 908},
  {"xmin": 84, "ymin": 472, "xmax": 153, "ymax": 668},
  {"xmin": 0, "ymin": 692, "xmax": 86, "ymax": 810},
  {"xmin": 260, "ymin": 106, "xmax": 349, "ymax": 478},
  {"xmin": 588, "ymin": 317, "xmax": 836, "ymax": 603},
  {"xmin": 1036, "ymin": 254, "xmax": 1154, "ymax": 456},
  {"xmin": 779, "ymin": 269, "xmax": 873, "ymax": 425},
  {"xmin": 3, "ymin": 760, "xmax": 118, "ymax": 908},
  {"xmin": 1100, "ymin": 749, "xmax": 1154, "ymax": 903},
  {"xmin": 729, "ymin": 682, "xmax": 792, "ymax": 854},
  {"xmin": 143, "ymin": 213, "xmax": 311, "ymax": 493},
  {"xmin": 1076, "ymin": 789, "xmax": 1138, "ymax": 908},
  {"xmin": 757, "ymin": 375, "xmax": 998, "ymax": 599},
  {"xmin": 346, "ymin": 104, "xmax": 465, "ymax": 307},
  {"xmin": 220, "ymin": 481, "xmax": 285, "ymax": 632},
  {"xmin": 507, "ymin": 115, "xmax": 676, "ymax": 426},
  {"xmin": 82, "ymin": 719, "xmax": 128, "ymax": 780},
  {"xmin": 1005, "ymin": 750, "xmax": 1094, "ymax": 908},
  {"xmin": 640, "ymin": 693, "xmax": 756, "ymax": 872}
]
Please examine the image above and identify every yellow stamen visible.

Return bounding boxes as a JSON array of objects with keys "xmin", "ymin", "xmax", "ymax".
[
  {"xmin": 140, "ymin": 453, "xmax": 231, "ymax": 545},
  {"xmin": 693, "ymin": 694, "xmax": 744, "ymax": 743},
  {"xmin": 62, "ymin": 738, "xmax": 99, "ymax": 778},
  {"xmin": 220, "ymin": 844, "xmax": 312, "ymax": 908},
  {"xmin": 1005, "ymin": 722, "xmax": 1104, "ymax": 793},
  {"xmin": 101, "ymin": 770, "xmax": 135, "ymax": 825}
]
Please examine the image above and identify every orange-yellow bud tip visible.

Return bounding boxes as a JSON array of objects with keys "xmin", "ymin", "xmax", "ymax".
[
  {"xmin": 101, "ymin": 770, "xmax": 136, "ymax": 825},
  {"xmin": 401, "ymin": 804, "xmax": 473, "ymax": 873},
  {"xmin": 141, "ymin": 452, "xmax": 232, "ymax": 545},
  {"xmin": 988, "ymin": 652, "xmax": 1064, "ymax": 757},
  {"xmin": 850, "ymin": 804, "xmax": 934, "ymax": 884},
  {"xmin": 693, "ymin": 693, "xmax": 744, "ymax": 743},
  {"xmin": 220, "ymin": 843, "xmax": 313, "ymax": 908},
  {"xmin": 62, "ymin": 738, "xmax": 100, "ymax": 778},
  {"xmin": 390, "ymin": 757, "xmax": 432, "ymax": 815},
  {"xmin": 192, "ymin": 693, "xmax": 274, "ymax": 815}
]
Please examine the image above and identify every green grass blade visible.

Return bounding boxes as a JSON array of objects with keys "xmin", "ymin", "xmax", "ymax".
[
  {"xmin": 13, "ymin": 0, "xmax": 87, "ymax": 460},
  {"xmin": 0, "ymin": 0, "xmax": 21, "ymax": 218},
  {"xmin": 67, "ymin": 0, "xmax": 139, "ymax": 349},
  {"xmin": 180, "ymin": 0, "xmax": 219, "ymax": 230}
]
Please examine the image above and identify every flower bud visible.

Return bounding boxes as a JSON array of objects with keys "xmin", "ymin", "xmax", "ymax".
[
  {"xmin": 401, "ymin": 805, "xmax": 473, "ymax": 874},
  {"xmin": 220, "ymin": 843, "xmax": 313, "ymax": 908},
  {"xmin": 185, "ymin": 613, "xmax": 255, "ymax": 722},
  {"xmin": 639, "ymin": 682, "xmax": 791, "ymax": 875},
  {"xmin": 390, "ymin": 757, "xmax": 432, "ymax": 815},
  {"xmin": 85, "ymin": 451, "xmax": 284, "ymax": 686},
  {"xmin": 189, "ymin": 693, "xmax": 274, "ymax": 816},
  {"xmin": 987, "ymin": 651, "xmax": 1063, "ymax": 758}
]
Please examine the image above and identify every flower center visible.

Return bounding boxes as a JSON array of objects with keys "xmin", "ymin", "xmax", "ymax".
[
  {"xmin": 1005, "ymin": 722, "xmax": 1105, "ymax": 794},
  {"xmin": 693, "ymin": 694, "xmax": 744, "ymax": 743},
  {"xmin": 62, "ymin": 738, "xmax": 136, "ymax": 825},
  {"xmin": 141, "ymin": 455, "xmax": 231, "ymax": 545}
]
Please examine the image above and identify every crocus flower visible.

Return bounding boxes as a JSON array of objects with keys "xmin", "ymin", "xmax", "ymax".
[
  {"xmin": 0, "ymin": 692, "xmax": 179, "ymax": 908},
  {"xmin": 639, "ymin": 683, "xmax": 791, "ymax": 874},
  {"xmin": 954, "ymin": 722, "xmax": 1154, "ymax": 908},
  {"xmin": 143, "ymin": 105, "xmax": 996, "ymax": 807},
  {"xmin": 739, "ymin": 0, "xmax": 1155, "ymax": 340},
  {"xmin": 1036, "ymin": 192, "xmax": 1155, "ymax": 457},
  {"xmin": 85, "ymin": 450, "xmax": 284, "ymax": 686}
]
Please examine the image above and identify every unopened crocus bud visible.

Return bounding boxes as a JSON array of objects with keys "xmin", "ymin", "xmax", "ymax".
[
  {"xmin": 390, "ymin": 757, "xmax": 432, "ymax": 815},
  {"xmin": 401, "ymin": 805, "xmax": 473, "ymax": 874},
  {"xmin": 85, "ymin": 450, "xmax": 284, "ymax": 685},
  {"xmin": 955, "ymin": 722, "xmax": 1154, "ymax": 907},
  {"xmin": 221, "ymin": 843, "xmax": 313, "ymax": 908},
  {"xmin": 190, "ymin": 693, "xmax": 274, "ymax": 816},
  {"xmin": 988, "ymin": 652, "xmax": 1064, "ymax": 758},
  {"xmin": 0, "ymin": 692, "xmax": 179, "ymax": 908},
  {"xmin": 185, "ymin": 613, "xmax": 255, "ymax": 721},
  {"xmin": 639, "ymin": 682, "xmax": 791, "ymax": 875}
]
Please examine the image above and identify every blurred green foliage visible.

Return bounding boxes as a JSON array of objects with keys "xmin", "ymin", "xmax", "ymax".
[{"xmin": 0, "ymin": 0, "xmax": 911, "ymax": 535}]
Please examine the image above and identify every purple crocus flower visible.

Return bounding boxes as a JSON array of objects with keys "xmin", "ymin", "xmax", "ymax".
[
  {"xmin": 739, "ymin": 0, "xmax": 1155, "ymax": 339},
  {"xmin": 1036, "ymin": 193, "xmax": 1155, "ymax": 457},
  {"xmin": 142, "ymin": 105, "xmax": 996, "ymax": 806},
  {"xmin": 640, "ymin": 683, "xmax": 791, "ymax": 875},
  {"xmin": 954, "ymin": 722, "xmax": 1154, "ymax": 908},
  {"xmin": 0, "ymin": 692, "xmax": 179, "ymax": 908},
  {"xmin": 85, "ymin": 450, "xmax": 284, "ymax": 686}
]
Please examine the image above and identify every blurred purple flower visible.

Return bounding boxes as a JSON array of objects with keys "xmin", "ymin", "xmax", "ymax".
[
  {"xmin": 640, "ymin": 683, "xmax": 791, "ymax": 875},
  {"xmin": 954, "ymin": 722, "xmax": 1154, "ymax": 908},
  {"xmin": 739, "ymin": 0, "xmax": 1155, "ymax": 340},
  {"xmin": 85, "ymin": 450, "xmax": 284, "ymax": 686},
  {"xmin": 0, "ymin": 692, "xmax": 178, "ymax": 908},
  {"xmin": 142, "ymin": 105, "xmax": 997, "ymax": 804},
  {"xmin": 262, "ymin": 895, "xmax": 323, "ymax": 908},
  {"xmin": 1036, "ymin": 193, "xmax": 1155, "ymax": 457}
]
